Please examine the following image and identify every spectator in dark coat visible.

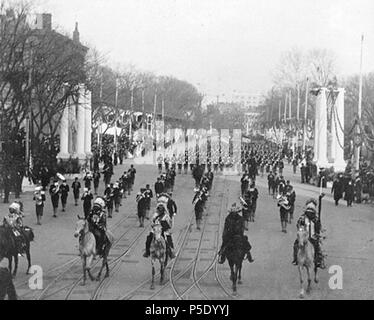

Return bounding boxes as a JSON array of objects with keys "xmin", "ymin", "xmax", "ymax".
[{"xmin": 331, "ymin": 175, "xmax": 344, "ymax": 206}]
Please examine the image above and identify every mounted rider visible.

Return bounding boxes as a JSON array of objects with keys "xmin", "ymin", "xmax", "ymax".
[
  {"xmin": 143, "ymin": 202, "xmax": 175, "ymax": 259},
  {"xmin": 218, "ymin": 203, "xmax": 254, "ymax": 264},
  {"xmin": 292, "ymin": 198, "xmax": 326, "ymax": 269},
  {"xmin": 3, "ymin": 202, "xmax": 27, "ymax": 254},
  {"xmin": 87, "ymin": 197, "xmax": 109, "ymax": 256}
]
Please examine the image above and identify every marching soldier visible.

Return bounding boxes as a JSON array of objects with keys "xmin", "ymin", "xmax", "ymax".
[
  {"xmin": 59, "ymin": 179, "xmax": 69, "ymax": 212},
  {"xmin": 49, "ymin": 180, "xmax": 60, "ymax": 218},
  {"xmin": 72, "ymin": 177, "xmax": 81, "ymax": 206},
  {"xmin": 33, "ymin": 186, "xmax": 46, "ymax": 225},
  {"xmin": 81, "ymin": 188, "xmax": 93, "ymax": 219}
]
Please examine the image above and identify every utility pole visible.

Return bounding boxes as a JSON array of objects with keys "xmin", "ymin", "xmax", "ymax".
[
  {"xmin": 153, "ymin": 92, "xmax": 157, "ymax": 140},
  {"xmin": 129, "ymin": 88, "xmax": 134, "ymax": 143},
  {"xmin": 303, "ymin": 78, "xmax": 309, "ymax": 154},
  {"xmin": 296, "ymin": 83, "xmax": 300, "ymax": 121},
  {"xmin": 99, "ymin": 72, "xmax": 103, "ymax": 157},
  {"xmin": 142, "ymin": 88, "xmax": 145, "ymax": 130},
  {"xmin": 114, "ymin": 77, "xmax": 119, "ymax": 153},
  {"xmin": 355, "ymin": 34, "xmax": 364, "ymax": 171}
]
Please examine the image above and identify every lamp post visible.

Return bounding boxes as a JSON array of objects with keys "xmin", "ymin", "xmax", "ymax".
[{"xmin": 355, "ymin": 34, "xmax": 364, "ymax": 171}]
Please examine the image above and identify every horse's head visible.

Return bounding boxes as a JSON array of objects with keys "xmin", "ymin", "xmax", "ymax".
[
  {"xmin": 152, "ymin": 223, "xmax": 163, "ymax": 241},
  {"xmin": 297, "ymin": 227, "xmax": 309, "ymax": 248},
  {"xmin": 74, "ymin": 216, "xmax": 87, "ymax": 238}
]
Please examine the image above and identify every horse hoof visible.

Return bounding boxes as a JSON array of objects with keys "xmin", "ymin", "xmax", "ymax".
[
  {"xmin": 96, "ymin": 277, "xmax": 101, "ymax": 281},
  {"xmin": 81, "ymin": 282, "xmax": 86, "ymax": 286},
  {"xmin": 150, "ymin": 285, "xmax": 155, "ymax": 290},
  {"xmin": 105, "ymin": 273, "xmax": 109, "ymax": 278},
  {"xmin": 315, "ymin": 278, "xmax": 319, "ymax": 284},
  {"xmin": 238, "ymin": 280, "xmax": 242, "ymax": 285},
  {"xmin": 299, "ymin": 293, "xmax": 304, "ymax": 299}
]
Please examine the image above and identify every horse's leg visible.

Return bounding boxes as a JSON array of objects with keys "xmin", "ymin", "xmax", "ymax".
[
  {"xmin": 81, "ymin": 256, "xmax": 86, "ymax": 286},
  {"xmin": 25, "ymin": 245, "xmax": 32, "ymax": 274},
  {"xmin": 12, "ymin": 254, "xmax": 18, "ymax": 277},
  {"xmin": 8, "ymin": 256, "xmax": 12, "ymax": 276},
  {"xmin": 306, "ymin": 266, "xmax": 312, "ymax": 294},
  {"xmin": 97, "ymin": 257, "xmax": 104, "ymax": 281},
  {"xmin": 232, "ymin": 264, "xmax": 238, "ymax": 294},
  {"xmin": 238, "ymin": 261, "xmax": 243, "ymax": 285},
  {"xmin": 314, "ymin": 264, "xmax": 319, "ymax": 283},
  {"xmin": 298, "ymin": 265, "xmax": 304, "ymax": 298},
  {"xmin": 86, "ymin": 255, "xmax": 95, "ymax": 281},
  {"xmin": 150, "ymin": 259, "xmax": 155, "ymax": 290},
  {"xmin": 160, "ymin": 259, "xmax": 164, "ymax": 285}
]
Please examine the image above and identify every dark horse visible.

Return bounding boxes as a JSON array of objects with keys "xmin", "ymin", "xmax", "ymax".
[
  {"xmin": 0, "ymin": 267, "xmax": 17, "ymax": 300},
  {"xmin": 225, "ymin": 235, "xmax": 246, "ymax": 294},
  {"xmin": 0, "ymin": 225, "xmax": 34, "ymax": 277}
]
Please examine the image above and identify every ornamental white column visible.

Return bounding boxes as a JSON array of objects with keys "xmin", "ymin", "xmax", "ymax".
[
  {"xmin": 334, "ymin": 88, "xmax": 346, "ymax": 171},
  {"xmin": 76, "ymin": 86, "xmax": 86, "ymax": 160},
  {"xmin": 57, "ymin": 106, "xmax": 69, "ymax": 159},
  {"xmin": 330, "ymin": 96, "xmax": 337, "ymax": 161},
  {"xmin": 84, "ymin": 90, "xmax": 92, "ymax": 157},
  {"xmin": 314, "ymin": 88, "xmax": 329, "ymax": 168}
]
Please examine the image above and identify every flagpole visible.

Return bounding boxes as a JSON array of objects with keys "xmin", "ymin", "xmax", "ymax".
[
  {"xmin": 129, "ymin": 88, "xmax": 134, "ymax": 143},
  {"xmin": 114, "ymin": 77, "xmax": 119, "ymax": 153},
  {"xmin": 288, "ymin": 90, "xmax": 292, "ymax": 119},
  {"xmin": 303, "ymin": 78, "xmax": 309, "ymax": 154},
  {"xmin": 355, "ymin": 34, "xmax": 364, "ymax": 171}
]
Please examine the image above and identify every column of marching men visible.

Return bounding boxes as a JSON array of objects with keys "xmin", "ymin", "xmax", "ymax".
[{"xmin": 238, "ymin": 142, "xmax": 325, "ymax": 269}]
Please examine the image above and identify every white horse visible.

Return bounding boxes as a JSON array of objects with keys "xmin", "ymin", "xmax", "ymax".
[
  {"xmin": 149, "ymin": 223, "xmax": 168, "ymax": 290},
  {"xmin": 296, "ymin": 227, "xmax": 318, "ymax": 298},
  {"xmin": 74, "ymin": 216, "xmax": 113, "ymax": 285}
]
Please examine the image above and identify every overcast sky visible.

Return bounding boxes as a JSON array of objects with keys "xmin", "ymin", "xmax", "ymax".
[{"xmin": 33, "ymin": 0, "xmax": 374, "ymax": 101}]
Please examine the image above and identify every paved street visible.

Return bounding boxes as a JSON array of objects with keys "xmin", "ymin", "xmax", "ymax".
[{"xmin": 2, "ymin": 160, "xmax": 374, "ymax": 300}]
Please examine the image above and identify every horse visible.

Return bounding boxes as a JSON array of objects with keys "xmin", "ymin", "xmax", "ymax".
[
  {"xmin": 296, "ymin": 227, "xmax": 318, "ymax": 298},
  {"xmin": 149, "ymin": 223, "xmax": 168, "ymax": 290},
  {"xmin": 74, "ymin": 216, "xmax": 113, "ymax": 285},
  {"xmin": 225, "ymin": 235, "xmax": 246, "ymax": 294},
  {"xmin": 0, "ymin": 225, "xmax": 34, "ymax": 277},
  {"xmin": 0, "ymin": 267, "xmax": 17, "ymax": 300}
]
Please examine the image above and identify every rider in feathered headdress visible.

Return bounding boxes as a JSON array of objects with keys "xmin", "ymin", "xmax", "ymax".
[
  {"xmin": 291, "ymin": 197, "xmax": 325, "ymax": 269},
  {"xmin": 143, "ymin": 202, "xmax": 176, "ymax": 259}
]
